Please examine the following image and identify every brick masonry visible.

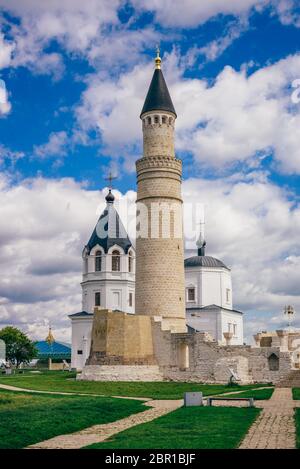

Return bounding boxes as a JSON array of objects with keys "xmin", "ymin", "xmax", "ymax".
[{"xmin": 135, "ymin": 111, "xmax": 186, "ymax": 333}]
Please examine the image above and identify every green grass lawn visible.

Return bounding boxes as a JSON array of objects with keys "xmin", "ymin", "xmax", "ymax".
[
  {"xmin": 86, "ymin": 406, "xmax": 260, "ymax": 449},
  {"xmin": 216, "ymin": 387, "xmax": 274, "ymax": 400},
  {"xmin": 0, "ymin": 388, "xmax": 146, "ymax": 449},
  {"xmin": 292, "ymin": 388, "xmax": 300, "ymax": 400},
  {"xmin": 0, "ymin": 370, "xmax": 269, "ymax": 400}
]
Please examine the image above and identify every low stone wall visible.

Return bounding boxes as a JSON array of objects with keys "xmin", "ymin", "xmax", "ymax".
[{"xmin": 78, "ymin": 365, "xmax": 163, "ymax": 382}]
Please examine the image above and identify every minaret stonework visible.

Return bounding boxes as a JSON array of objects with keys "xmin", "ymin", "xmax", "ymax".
[{"xmin": 135, "ymin": 50, "xmax": 186, "ymax": 333}]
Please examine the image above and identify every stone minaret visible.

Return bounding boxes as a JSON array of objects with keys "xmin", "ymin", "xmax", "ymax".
[{"xmin": 135, "ymin": 49, "xmax": 186, "ymax": 333}]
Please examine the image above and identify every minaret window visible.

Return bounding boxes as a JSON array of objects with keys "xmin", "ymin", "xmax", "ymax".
[
  {"xmin": 129, "ymin": 292, "xmax": 133, "ymax": 307},
  {"xmin": 95, "ymin": 292, "xmax": 101, "ymax": 306},
  {"xmin": 154, "ymin": 115, "xmax": 159, "ymax": 124},
  {"xmin": 226, "ymin": 288, "xmax": 231, "ymax": 303},
  {"xmin": 147, "ymin": 117, "xmax": 151, "ymax": 125},
  {"xmin": 162, "ymin": 116, "xmax": 166, "ymax": 124},
  {"xmin": 112, "ymin": 250, "xmax": 120, "ymax": 271},
  {"xmin": 95, "ymin": 250, "xmax": 102, "ymax": 271},
  {"xmin": 128, "ymin": 251, "xmax": 133, "ymax": 272}
]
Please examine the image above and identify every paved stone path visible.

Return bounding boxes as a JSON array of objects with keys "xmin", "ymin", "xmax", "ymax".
[
  {"xmin": 239, "ymin": 388, "xmax": 297, "ymax": 449},
  {"xmin": 27, "ymin": 399, "xmax": 182, "ymax": 449}
]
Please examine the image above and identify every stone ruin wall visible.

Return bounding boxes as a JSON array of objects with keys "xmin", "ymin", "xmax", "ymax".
[{"xmin": 151, "ymin": 320, "xmax": 293, "ymax": 384}]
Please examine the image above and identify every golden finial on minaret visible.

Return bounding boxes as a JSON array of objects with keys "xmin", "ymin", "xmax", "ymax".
[
  {"xmin": 155, "ymin": 45, "xmax": 161, "ymax": 69},
  {"xmin": 46, "ymin": 326, "xmax": 55, "ymax": 345}
]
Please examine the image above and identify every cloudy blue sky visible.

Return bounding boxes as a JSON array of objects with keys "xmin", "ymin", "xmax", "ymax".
[{"xmin": 0, "ymin": 0, "xmax": 300, "ymax": 343}]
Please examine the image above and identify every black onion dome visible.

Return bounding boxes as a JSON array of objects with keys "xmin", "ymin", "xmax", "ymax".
[
  {"xmin": 141, "ymin": 68, "xmax": 176, "ymax": 117},
  {"xmin": 184, "ymin": 256, "xmax": 230, "ymax": 270},
  {"xmin": 105, "ymin": 189, "xmax": 115, "ymax": 203}
]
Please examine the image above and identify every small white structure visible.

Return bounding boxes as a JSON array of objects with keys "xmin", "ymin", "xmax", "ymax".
[
  {"xmin": 69, "ymin": 312, "xmax": 93, "ymax": 370},
  {"xmin": 185, "ymin": 233, "xmax": 243, "ymax": 345},
  {"xmin": 69, "ymin": 189, "xmax": 135, "ymax": 370}
]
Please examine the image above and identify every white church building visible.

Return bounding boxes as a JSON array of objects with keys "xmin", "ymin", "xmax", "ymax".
[{"xmin": 69, "ymin": 189, "xmax": 244, "ymax": 370}]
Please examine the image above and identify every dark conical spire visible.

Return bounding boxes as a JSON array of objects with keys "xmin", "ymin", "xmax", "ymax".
[{"xmin": 140, "ymin": 49, "xmax": 176, "ymax": 117}]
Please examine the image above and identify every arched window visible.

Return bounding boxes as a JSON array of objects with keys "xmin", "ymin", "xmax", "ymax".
[
  {"xmin": 128, "ymin": 251, "xmax": 133, "ymax": 273},
  {"xmin": 268, "ymin": 353, "xmax": 279, "ymax": 371},
  {"xmin": 154, "ymin": 115, "xmax": 159, "ymax": 124},
  {"xmin": 112, "ymin": 250, "xmax": 120, "ymax": 272},
  {"xmin": 147, "ymin": 117, "xmax": 151, "ymax": 125},
  {"xmin": 162, "ymin": 116, "xmax": 167, "ymax": 124},
  {"xmin": 169, "ymin": 117, "xmax": 173, "ymax": 125},
  {"xmin": 95, "ymin": 250, "xmax": 102, "ymax": 272}
]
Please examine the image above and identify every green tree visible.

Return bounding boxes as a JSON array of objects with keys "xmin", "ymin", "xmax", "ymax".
[{"xmin": 0, "ymin": 327, "xmax": 37, "ymax": 367}]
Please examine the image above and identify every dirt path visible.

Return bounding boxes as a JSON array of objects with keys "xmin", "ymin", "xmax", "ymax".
[{"xmin": 27, "ymin": 399, "xmax": 182, "ymax": 449}]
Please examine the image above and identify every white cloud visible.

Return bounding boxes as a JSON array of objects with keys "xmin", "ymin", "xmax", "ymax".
[
  {"xmin": 0, "ymin": 1, "xmax": 121, "ymax": 49},
  {"xmin": 0, "ymin": 1, "xmax": 154, "ymax": 77},
  {"xmin": 76, "ymin": 50, "xmax": 300, "ymax": 174},
  {"xmin": 0, "ymin": 144, "xmax": 24, "ymax": 165},
  {"xmin": 273, "ymin": 0, "xmax": 300, "ymax": 28},
  {"xmin": 0, "ymin": 78, "xmax": 11, "ymax": 115},
  {"xmin": 0, "ymin": 0, "xmax": 299, "ymax": 82},
  {"xmin": 131, "ymin": 0, "xmax": 267, "ymax": 27},
  {"xmin": 33, "ymin": 131, "xmax": 68, "ymax": 159},
  {"xmin": 175, "ymin": 53, "xmax": 300, "ymax": 174},
  {"xmin": 0, "ymin": 172, "xmax": 299, "ymax": 343},
  {"xmin": 132, "ymin": 0, "xmax": 300, "ymax": 30},
  {"xmin": 0, "ymin": 33, "xmax": 14, "ymax": 69},
  {"xmin": 197, "ymin": 18, "xmax": 249, "ymax": 62}
]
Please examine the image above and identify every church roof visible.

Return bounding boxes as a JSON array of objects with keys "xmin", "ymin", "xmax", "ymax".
[
  {"xmin": 85, "ymin": 192, "xmax": 132, "ymax": 254},
  {"xmin": 141, "ymin": 68, "xmax": 176, "ymax": 117},
  {"xmin": 186, "ymin": 304, "xmax": 243, "ymax": 315},
  {"xmin": 184, "ymin": 255, "xmax": 230, "ymax": 270},
  {"xmin": 68, "ymin": 311, "xmax": 93, "ymax": 318},
  {"xmin": 35, "ymin": 341, "xmax": 71, "ymax": 359}
]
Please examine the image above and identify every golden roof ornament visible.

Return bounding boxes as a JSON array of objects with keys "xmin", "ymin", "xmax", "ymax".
[
  {"xmin": 155, "ymin": 45, "xmax": 161, "ymax": 69},
  {"xmin": 46, "ymin": 326, "xmax": 55, "ymax": 345}
]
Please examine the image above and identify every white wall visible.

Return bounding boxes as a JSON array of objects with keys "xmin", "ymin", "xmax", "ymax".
[
  {"xmin": 185, "ymin": 266, "xmax": 233, "ymax": 309},
  {"xmin": 70, "ymin": 317, "xmax": 93, "ymax": 370},
  {"xmin": 82, "ymin": 244, "xmax": 135, "ymax": 314},
  {"xmin": 221, "ymin": 310, "xmax": 244, "ymax": 345},
  {"xmin": 81, "ymin": 279, "xmax": 135, "ymax": 314},
  {"xmin": 186, "ymin": 308, "xmax": 243, "ymax": 345}
]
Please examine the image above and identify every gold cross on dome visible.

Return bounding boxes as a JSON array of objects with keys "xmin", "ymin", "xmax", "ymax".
[{"xmin": 105, "ymin": 171, "xmax": 118, "ymax": 189}]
